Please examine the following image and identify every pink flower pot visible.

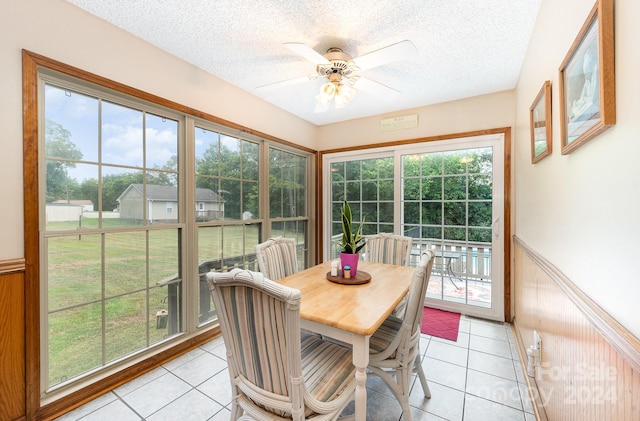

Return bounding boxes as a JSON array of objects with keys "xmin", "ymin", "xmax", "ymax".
[{"xmin": 339, "ymin": 252, "xmax": 360, "ymax": 277}]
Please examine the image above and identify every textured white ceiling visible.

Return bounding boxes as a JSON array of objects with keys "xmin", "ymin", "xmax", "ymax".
[{"xmin": 66, "ymin": 0, "xmax": 541, "ymax": 126}]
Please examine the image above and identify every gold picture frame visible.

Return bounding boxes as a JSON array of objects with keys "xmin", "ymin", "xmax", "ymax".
[
  {"xmin": 559, "ymin": 0, "xmax": 615, "ymax": 154},
  {"xmin": 530, "ymin": 81, "xmax": 552, "ymax": 163}
]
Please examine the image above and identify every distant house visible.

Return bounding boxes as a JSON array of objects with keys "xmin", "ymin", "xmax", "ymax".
[
  {"xmin": 117, "ymin": 184, "xmax": 223, "ymax": 223},
  {"xmin": 46, "ymin": 199, "xmax": 94, "ymax": 222}
]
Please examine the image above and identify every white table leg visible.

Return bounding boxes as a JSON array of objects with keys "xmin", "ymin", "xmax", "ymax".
[{"xmin": 351, "ymin": 335, "xmax": 369, "ymax": 421}]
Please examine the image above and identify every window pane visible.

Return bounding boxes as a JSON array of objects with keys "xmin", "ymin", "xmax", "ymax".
[
  {"xmin": 379, "ymin": 202, "xmax": 394, "ymax": 223},
  {"xmin": 404, "ymin": 203, "xmax": 420, "ymax": 225},
  {"xmin": 346, "ymin": 182, "xmax": 360, "ymax": 202},
  {"xmin": 221, "ymin": 179, "xmax": 241, "ymax": 220},
  {"xmin": 361, "ymin": 159, "xmax": 377, "ymax": 180},
  {"xmin": 45, "ymin": 162, "xmax": 99, "ymax": 231},
  {"xmin": 269, "ymin": 148, "xmax": 306, "ymax": 218},
  {"xmin": 362, "ymin": 202, "xmax": 378, "ymax": 223},
  {"xmin": 469, "ymin": 174, "xmax": 492, "ymax": 200},
  {"xmin": 346, "ymin": 160, "xmax": 360, "ymax": 180},
  {"xmin": 444, "ymin": 227, "xmax": 466, "ymax": 241},
  {"xmin": 422, "ymin": 202, "xmax": 442, "ymax": 225},
  {"xmin": 195, "ymin": 128, "xmax": 219, "ymax": 176},
  {"xmin": 220, "ymin": 134, "xmax": 241, "ymax": 179},
  {"xmin": 443, "ymin": 176, "xmax": 466, "ymax": 200},
  {"xmin": 105, "ymin": 292, "xmax": 147, "ymax": 362},
  {"xmin": 105, "ymin": 231, "xmax": 146, "ymax": 297},
  {"xmin": 362, "ymin": 181, "xmax": 377, "ymax": 200},
  {"xmin": 444, "ymin": 202, "xmax": 466, "ymax": 226},
  {"xmin": 45, "ymin": 84, "xmax": 99, "ymax": 163},
  {"xmin": 378, "ymin": 157, "xmax": 394, "ymax": 178},
  {"xmin": 48, "ymin": 303, "xmax": 102, "ymax": 386},
  {"xmin": 422, "ymin": 177, "xmax": 442, "ymax": 200},
  {"xmin": 422, "ymin": 153, "xmax": 442, "ymax": 176},
  {"xmin": 404, "ymin": 178, "xmax": 420, "ymax": 200},
  {"xmin": 331, "ymin": 162, "xmax": 344, "ymax": 181},
  {"xmin": 379, "ymin": 180, "xmax": 393, "ymax": 201},
  {"xmin": 469, "ymin": 202, "xmax": 492, "ymax": 227},
  {"xmin": 103, "ymin": 167, "xmax": 145, "ymax": 227},
  {"xmin": 443, "ymin": 151, "xmax": 467, "ymax": 175},
  {"xmin": 102, "ymin": 101, "xmax": 143, "ymax": 168},
  {"xmin": 47, "ymin": 235, "xmax": 102, "ymax": 310},
  {"xmin": 243, "ymin": 181, "xmax": 258, "ymax": 218},
  {"xmin": 145, "ymin": 113, "xmax": 178, "ymax": 170},
  {"xmin": 403, "ymin": 155, "xmax": 421, "ymax": 177},
  {"xmin": 271, "ymin": 221, "xmax": 307, "ymax": 269},
  {"xmin": 242, "ymin": 140, "xmax": 259, "ymax": 180},
  {"xmin": 195, "ymin": 176, "xmax": 221, "ymax": 222}
]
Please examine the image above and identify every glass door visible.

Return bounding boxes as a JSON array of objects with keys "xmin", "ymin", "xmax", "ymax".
[
  {"xmin": 400, "ymin": 138, "xmax": 504, "ymax": 321},
  {"xmin": 324, "ymin": 133, "xmax": 504, "ymax": 321}
]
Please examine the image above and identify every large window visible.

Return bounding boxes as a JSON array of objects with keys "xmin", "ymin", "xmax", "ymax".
[
  {"xmin": 38, "ymin": 72, "xmax": 312, "ymax": 395},
  {"xmin": 43, "ymin": 82, "xmax": 181, "ymax": 389}
]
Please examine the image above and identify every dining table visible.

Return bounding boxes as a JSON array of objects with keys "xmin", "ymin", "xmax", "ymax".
[{"xmin": 277, "ymin": 260, "xmax": 415, "ymax": 421}]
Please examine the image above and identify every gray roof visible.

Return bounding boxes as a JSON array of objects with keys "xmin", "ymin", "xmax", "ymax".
[{"xmin": 120, "ymin": 184, "xmax": 221, "ymax": 203}]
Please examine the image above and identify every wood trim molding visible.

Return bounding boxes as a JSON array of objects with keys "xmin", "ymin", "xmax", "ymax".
[
  {"xmin": 515, "ymin": 236, "xmax": 640, "ymax": 373},
  {"xmin": 0, "ymin": 258, "xmax": 25, "ymax": 275}
]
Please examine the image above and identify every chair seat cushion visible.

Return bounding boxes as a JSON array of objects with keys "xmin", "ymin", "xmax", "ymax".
[
  {"xmin": 369, "ymin": 315, "xmax": 403, "ymax": 354},
  {"xmin": 301, "ymin": 334, "xmax": 356, "ymax": 403}
]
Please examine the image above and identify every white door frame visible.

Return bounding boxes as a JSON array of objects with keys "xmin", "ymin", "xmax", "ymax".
[{"xmin": 322, "ymin": 133, "xmax": 505, "ymax": 321}]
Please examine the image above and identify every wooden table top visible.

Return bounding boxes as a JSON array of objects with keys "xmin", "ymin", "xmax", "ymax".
[{"xmin": 277, "ymin": 260, "xmax": 415, "ymax": 336}]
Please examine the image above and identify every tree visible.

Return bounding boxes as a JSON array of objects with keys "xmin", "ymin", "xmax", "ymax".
[{"xmin": 45, "ymin": 119, "xmax": 83, "ymax": 203}]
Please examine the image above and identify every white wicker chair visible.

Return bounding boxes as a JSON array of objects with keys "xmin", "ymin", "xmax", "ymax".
[
  {"xmin": 207, "ymin": 269, "xmax": 356, "ymax": 420},
  {"xmin": 363, "ymin": 233, "xmax": 413, "ymax": 318},
  {"xmin": 367, "ymin": 251, "xmax": 435, "ymax": 421},
  {"xmin": 363, "ymin": 233, "xmax": 413, "ymax": 267},
  {"xmin": 255, "ymin": 237, "xmax": 299, "ymax": 281}
]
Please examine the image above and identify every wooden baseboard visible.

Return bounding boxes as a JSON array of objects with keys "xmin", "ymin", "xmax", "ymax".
[{"xmin": 514, "ymin": 237, "xmax": 640, "ymax": 420}]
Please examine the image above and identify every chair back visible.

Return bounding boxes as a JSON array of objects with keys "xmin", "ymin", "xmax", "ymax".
[
  {"xmin": 207, "ymin": 269, "xmax": 303, "ymax": 416},
  {"xmin": 363, "ymin": 233, "xmax": 412, "ymax": 266},
  {"xmin": 401, "ymin": 251, "xmax": 435, "ymax": 352},
  {"xmin": 255, "ymin": 237, "xmax": 299, "ymax": 280}
]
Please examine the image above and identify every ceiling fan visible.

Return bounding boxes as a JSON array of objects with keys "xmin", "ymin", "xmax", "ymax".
[{"xmin": 256, "ymin": 40, "xmax": 417, "ymax": 112}]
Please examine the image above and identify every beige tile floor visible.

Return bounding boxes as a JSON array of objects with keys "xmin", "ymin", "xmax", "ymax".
[{"xmin": 56, "ymin": 316, "xmax": 536, "ymax": 421}]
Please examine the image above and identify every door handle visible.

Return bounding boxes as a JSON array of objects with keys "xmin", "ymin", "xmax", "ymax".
[{"xmin": 492, "ymin": 217, "xmax": 500, "ymax": 239}]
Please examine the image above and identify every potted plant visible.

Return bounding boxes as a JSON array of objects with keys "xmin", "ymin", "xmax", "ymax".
[{"xmin": 338, "ymin": 200, "xmax": 366, "ymax": 277}]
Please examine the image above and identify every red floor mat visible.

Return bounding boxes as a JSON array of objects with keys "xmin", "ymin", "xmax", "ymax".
[{"xmin": 421, "ymin": 307, "xmax": 461, "ymax": 341}]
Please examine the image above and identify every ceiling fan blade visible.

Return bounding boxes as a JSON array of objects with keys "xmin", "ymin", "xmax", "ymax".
[
  {"xmin": 354, "ymin": 77, "xmax": 401, "ymax": 100},
  {"xmin": 255, "ymin": 75, "xmax": 314, "ymax": 91},
  {"xmin": 352, "ymin": 40, "xmax": 417, "ymax": 71},
  {"xmin": 284, "ymin": 43, "xmax": 331, "ymax": 65}
]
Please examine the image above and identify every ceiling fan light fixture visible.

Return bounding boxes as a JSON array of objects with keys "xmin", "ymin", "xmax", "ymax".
[
  {"xmin": 334, "ymin": 84, "xmax": 356, "ymax": 108},
  {"xmin": 320, "ymin": 81, "xmax": 337, "ymax": 98}
]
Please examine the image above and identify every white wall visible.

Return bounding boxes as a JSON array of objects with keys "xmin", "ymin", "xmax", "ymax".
[
  {"xmin": 317, "ymin": 90, "xmax": 515, "ymax": 149},
  {"xmin": 514, "ymin": 0, "xmax": 640, "ymax": 338},
  {"xmin": 0, "ymin": 0, "xmax": 316, "ymax": 260}
]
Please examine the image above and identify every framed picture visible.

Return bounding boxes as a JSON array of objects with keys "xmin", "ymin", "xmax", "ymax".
[
  {"xmin": 559, "ymin": 0, "xmax": 615, "ymax": 155},
  {"xmin": 530, "ymin": 81, "xmax": 552, "ymax": 163}
]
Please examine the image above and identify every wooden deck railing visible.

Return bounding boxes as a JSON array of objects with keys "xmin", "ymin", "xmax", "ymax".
[{"xmin": 411, "ymin": 240, "xmax": 492, "ymax": 282}]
